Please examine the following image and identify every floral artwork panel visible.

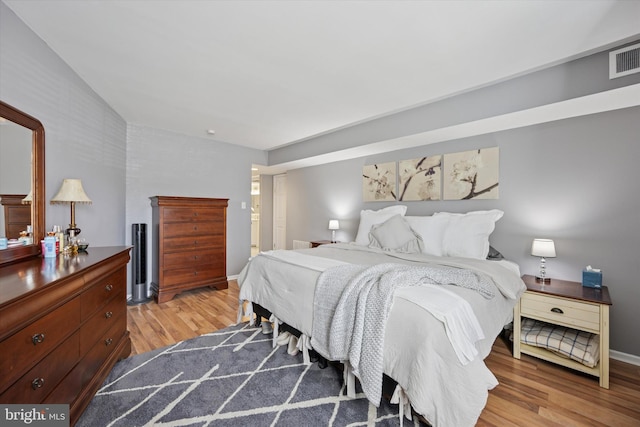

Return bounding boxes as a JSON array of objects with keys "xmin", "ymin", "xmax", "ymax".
[
  {"xmin": 443, "ymin": 147, "xmax": 499, "ymax": 200},
  {"xmin": 398, "ymin": 156, "xmax": 441, "ymax": 201},
  {"xmin": 362, "ymin": 162, "xmax": 397, "ymax": 201}
]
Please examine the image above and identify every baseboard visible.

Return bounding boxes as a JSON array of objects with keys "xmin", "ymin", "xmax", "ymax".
[
  {"xmin": 228, "ymin": 274, "xmax": 239, "ymax": 280},
  {"xmin": 611, "ymin": 350, "xmax": 640, "ymax": 366}
]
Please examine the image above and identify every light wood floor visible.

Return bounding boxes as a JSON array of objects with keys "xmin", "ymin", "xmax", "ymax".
[{"xmin": 127, "ymin": 281, "xmax": 640, "ymax": 426}]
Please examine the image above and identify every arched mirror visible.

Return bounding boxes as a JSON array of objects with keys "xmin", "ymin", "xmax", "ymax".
[{"xmin": 0, "ymin": 100, "xmax": 45, "ymax": 265}]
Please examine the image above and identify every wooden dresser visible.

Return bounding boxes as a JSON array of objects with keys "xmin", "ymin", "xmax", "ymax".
[
  {"xmin": 0, "ymin": 194, "xmax": 31, "ymax": 239},
  {"xmin": 0, "ymin": 246, "xmax": 131, "ymax": 425},
  {"xmin": 150, "ymin": 196, "xmax": 228, "ymax": 303}
]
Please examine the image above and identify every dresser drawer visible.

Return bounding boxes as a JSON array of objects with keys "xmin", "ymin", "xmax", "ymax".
[
  {"xmin": 80, "ymin": 297, "xmax": 126, "ymax": 355},
  {"xmin": 163, "ymin": 235, "xmax": 224, "ymax": 251},
  {"xmin": 80, "ymin": 318, "xmax": 127, "ymax": 387},
  {"xmin": 162, "ymin": 207, "xmax": 224, "ymax": 223},
  {"xmin": 163, "ymin": 221, "xmax": 223, "ymax": 238},
  {"xmin": 0, "ymin": 297, "xmax": 81, "ymax": 393},
  {"xmin": 81, "ymin": 269, "xmax": 125, "ymax": 320},
  {"xmin": 162, "ymin": 264, "xmax": 225, "ymax": 287},
  {"xmin": 163, "ymin": 248, "xmax": 221, "ymax": 268},
  {"xmin": 0, "ymin": 331, "xmax": 80, "ymax": 404},
  {"xmin": 520, "ymin": 292, "xmax": 600, "ymax": 332}
]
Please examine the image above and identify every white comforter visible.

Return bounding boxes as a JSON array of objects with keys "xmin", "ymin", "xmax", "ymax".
[{"xmin": 237, "ymin": 243, "xmax": 525, "ymax": 427}]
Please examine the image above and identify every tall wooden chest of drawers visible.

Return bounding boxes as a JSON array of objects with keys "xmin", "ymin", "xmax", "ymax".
[
  {"xmin": 0, "ymin": 246, "xmax": 131, "ymax": 426},
  {"xmin": 150, "ymin": 196, "xmax": 228, "ymax": 303}
]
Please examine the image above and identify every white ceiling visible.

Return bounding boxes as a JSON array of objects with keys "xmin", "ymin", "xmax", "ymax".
[{"xmin": 4, "ymin": 0, "xmax": 640, "ymax": 154}]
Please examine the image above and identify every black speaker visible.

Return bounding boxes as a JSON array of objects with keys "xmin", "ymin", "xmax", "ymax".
[{"xmin": 129, "ymin": 223, "xmax": 150, "ymax": 305}]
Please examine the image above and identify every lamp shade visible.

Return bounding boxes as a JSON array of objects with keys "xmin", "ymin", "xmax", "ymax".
[
  {"xmin": 328, "ymin": 220, "xmax": 340, "ymax": 230},
  {"xmin": 21, "ymin": 190, "xmax": 32, "ymax": 204},
  {"xmin": 50, "ymin": 179, "xmax": 92, "ymax": 204},
  {"xmin": 531, "ymin": 239, "xmax": 556, "ymax": 258}
]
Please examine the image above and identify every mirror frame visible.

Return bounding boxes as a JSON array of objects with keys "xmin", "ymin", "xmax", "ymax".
[{"xmin": 0, "ymin": 100, "xmax": 45, "ymax": 266}]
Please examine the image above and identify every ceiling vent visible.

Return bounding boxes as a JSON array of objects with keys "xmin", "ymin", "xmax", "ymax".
[{"xmin": 609, "ymin": 42, "xmax": 640, "ymax": 79}]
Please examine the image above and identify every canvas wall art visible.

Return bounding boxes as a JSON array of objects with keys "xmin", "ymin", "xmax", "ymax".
[
  {"xmin": 362, "ymin": 162, "xmax": 397, "ymax": 201},
  {"xmin": 443, "ymin": 147, "xmax": 499, "ymax": 200},
  {"xmin": 398, "ymin": 156, "xmax": 442, "ymax": 201}
]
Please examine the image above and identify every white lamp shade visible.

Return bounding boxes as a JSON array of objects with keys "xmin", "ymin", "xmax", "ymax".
[
  {"xmin": 21, "ymin": 190, "xmax": 32, "ymax": 204},
  {"xmin": 531, "ymin": 239, "xmax": 556, "ymax": 258},
  {"xmin": 328, "ymin": 220, "xmax": 340, "ymax": 230},
  {"xmin": 51, "ymin": 179, "xmax": 92, "ymax": 204}
]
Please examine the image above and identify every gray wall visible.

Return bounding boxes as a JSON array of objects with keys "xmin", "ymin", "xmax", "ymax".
[
  {"xmin": 1, "ymin": 3, "xmax": 266, "ymax": 297},
  {"xmin": 0, "ymin": 2, "xmax": 128, "ymax": 247},
  {"xmin": 125, "ymin": 124, "xmax": 266, "ymax": 280},
  {"xmin": 286, "ymin": 106, "xmax": 640, "ymax": 357}
]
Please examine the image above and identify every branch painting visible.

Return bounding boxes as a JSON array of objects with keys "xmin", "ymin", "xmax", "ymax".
[
  {"xmin": 362, "ymin": 162, "xmax": 397, "ymax": 201},
  {"xmin": 398, "ymin": 155, "xmax": 441, "ymax": 201},
  {"xmin": 443, "ymin": 147, "xmax": 499, "ymax": 200}
]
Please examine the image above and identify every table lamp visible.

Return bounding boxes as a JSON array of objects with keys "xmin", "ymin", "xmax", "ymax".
[
  {"xmin": 328, "ymin": 220, "xmax": 339, "ymax": 243},
  {"xmin": 51, "ymin": 178, "xmax": 92, "ymax": 236},
  {"xmin": 531, "ymin": 238, "xmax": 556, "ymax": 283}
]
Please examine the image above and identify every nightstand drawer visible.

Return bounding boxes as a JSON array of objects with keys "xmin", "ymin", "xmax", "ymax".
[{"xmin": 521, "ymin": 292, "xmax": 600, "ymax": 332}]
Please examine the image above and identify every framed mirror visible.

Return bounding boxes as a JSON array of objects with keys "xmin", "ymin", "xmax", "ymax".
[{"xmin": 0, "ymin": 100, "xmax": 45, "ymax": 265}]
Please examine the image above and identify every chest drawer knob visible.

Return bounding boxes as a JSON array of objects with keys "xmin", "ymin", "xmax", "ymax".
[
  {"xmin": 105, "ymin": 338, "xmax": 113, "ymax": 346},
  {"xmin": 105, "ymin": 284, "xmax": 113, "ymax": 292},
  {"xmin": 551, "ymin": 307, "xmax": 564, "ymax": 314},
  {"xmin": 31, "ymin": 333, "xmax": 45, "ymax": 345},
  {"xmin": 105, "ymin": 311, "xmax": 113, "ymax": 319},
  {"xmin": 31, "ymin": 377, "xmax": 45, "ymax": 390}
]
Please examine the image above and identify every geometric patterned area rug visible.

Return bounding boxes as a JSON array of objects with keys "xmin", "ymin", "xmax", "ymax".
[{"xmin": 77, "ymin": 322, "xmax": 422, "ymax": 427}]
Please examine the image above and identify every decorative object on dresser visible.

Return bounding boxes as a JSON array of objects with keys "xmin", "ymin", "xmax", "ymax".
[
  {"xmin": 328, "ymin": 219, "xmax": 339, "ymax": 243},
  {"xmin": 513, "ymin": 274, "xmax": 612, "ymax": 388},
  {"xmin": 0, "ymin": 194, "xmax": 31, "ymax": 239},
  {"xmin": 150, "ymin": 196, "xmax": 228, "ymax": 304},
  {"xmin": 530, "ymin": 238, "xmax": 556, "ymax": 283},
  {"xmin": 50, "ymin": 178, "xmax": 92, "ymax": 237},
  {"xmin": 0, "ymin": 246, "xmax": 132, "ymax": 425}
]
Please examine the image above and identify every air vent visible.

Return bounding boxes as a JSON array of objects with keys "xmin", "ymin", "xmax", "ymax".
[{"xmin": 609, "ymin": 42, "xmax": 640, "ymax": 79}]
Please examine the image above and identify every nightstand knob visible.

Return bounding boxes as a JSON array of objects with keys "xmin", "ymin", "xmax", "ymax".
[
  {"xmin": 31, "ymin": 378, "xmax": 45, "ymax": 390},
  {"xmin": 551, "ymin": 307, "xmax": 564, "ymax": 314}
]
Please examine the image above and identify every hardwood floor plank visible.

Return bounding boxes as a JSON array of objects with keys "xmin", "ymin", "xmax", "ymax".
[{"xmin": 126, "ymin": 280, "xmax": 640, "ymax": 426}]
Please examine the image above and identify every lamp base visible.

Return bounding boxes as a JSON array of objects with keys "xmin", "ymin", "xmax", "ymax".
[
  {"xmin": 66, "ymin": 227, "xmax": 81, "ymax": 237},
  {"xmin": 535, "ymin": 276, "xmax": 551, "ymax": 283}
]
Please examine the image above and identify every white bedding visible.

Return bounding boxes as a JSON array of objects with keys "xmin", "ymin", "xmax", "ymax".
[{"xmin": 237, "ymin": 243, "xmax": 525, "ymax": 427}]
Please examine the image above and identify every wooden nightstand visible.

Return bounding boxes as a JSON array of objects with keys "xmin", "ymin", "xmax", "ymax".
[{"xmin": 513, "ymin": 274, "xmax": 612, "ymax": 388}]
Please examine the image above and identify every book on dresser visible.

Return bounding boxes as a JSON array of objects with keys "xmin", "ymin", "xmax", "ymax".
[{"xmin": 150, "ymin": 196, "xmax": 229, "ymax": 304}]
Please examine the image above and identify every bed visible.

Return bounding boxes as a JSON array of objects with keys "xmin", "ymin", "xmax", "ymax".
[{"xmin": 237, "ymin": 208, "xmax": 526, "ymax": 426}]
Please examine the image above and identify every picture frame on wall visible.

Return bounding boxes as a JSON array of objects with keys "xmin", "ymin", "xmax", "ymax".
[
  {"xmin": 398, "ymin": 155, "xmax": 442, "ymax": 201},
  {"xmin": 443, "ymin": 147, "xmax": 499, "ymax": 200},
  {"xmin": 362, "ymin": 162, "xmax": 397, "ymax": 202}
]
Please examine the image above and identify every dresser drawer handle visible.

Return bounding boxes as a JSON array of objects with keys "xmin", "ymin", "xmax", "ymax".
[
  {"xmin": 193, "ymin": 225, "xmax": 198, "ymax": 231},
  {"xmin": 551, "ymin": 307, "xmax": 564, "ymax": 314},
  {"xmin": 31, "ymin": 378, "xmax": 45, "ymax": 390},
  {"xmin": 105, "ymin": 284, "xmax": 113, "ymax": 292},
  {"xmin": 105, "ymin": 311, "xmax": 113, "ymax": 319},
  {"xmin": 194, "ymin": 255, "xmax": 199, "ymax": 260},
  {"xmin": 194, "ymin": 271, "xmax": 198, "ymax": 276},
  {"xmin": 32, "ymin": 333, "xmax": 45, "ymax": 345},
  {"xmin": 105, "ymin": 338, "xmax": 113, "ymax": 346}
]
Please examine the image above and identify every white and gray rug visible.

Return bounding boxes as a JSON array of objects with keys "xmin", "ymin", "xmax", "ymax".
[{"xmin": 77, "ymin": 322, "xmax": 417, "ymax": 427}]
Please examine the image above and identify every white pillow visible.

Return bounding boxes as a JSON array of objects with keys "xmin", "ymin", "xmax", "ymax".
[
  {"xmin": 369, "ymin": 214, "xmax": 423, "ymax": 253},
  {"xmin": 354, "ymin": 205, "xmax": 407, "ymax": 245},
  {"xmin": 436, "ymin": 210, "xmax": 504, "ymax": 259},
  {"xmin": 404, "ymin": 215, "xmax": 450, "ymax": 256}
]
